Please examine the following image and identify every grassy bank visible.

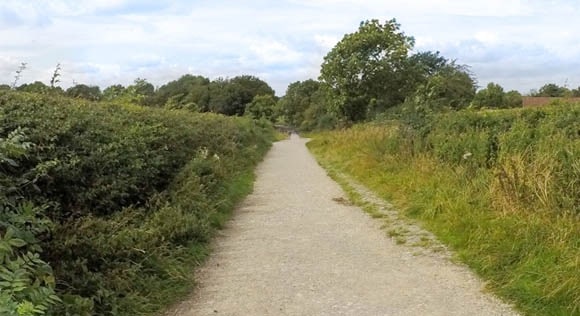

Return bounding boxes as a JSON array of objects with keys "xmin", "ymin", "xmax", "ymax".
[
  {"xmin": 0, "ymin": 91, "xmax": 273, "ymax": 315},
  {"xmin": 307, "ymin": 104, "xmax": 579, "ymax": 316}
]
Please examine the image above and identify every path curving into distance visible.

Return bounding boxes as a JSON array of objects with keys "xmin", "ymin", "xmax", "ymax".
[{"xmin": 165, "ymin": 135, "xmax": 518, "ymax": 316}]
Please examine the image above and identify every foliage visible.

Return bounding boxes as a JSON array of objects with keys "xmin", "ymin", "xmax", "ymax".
[
  {"xmin": 472, "ymin": 82, "xmax": 522, "ymax": 108},
  {"xmin": 209, "ymin": 75, "xmax": 275, "ymax": 116},
  {"xmin": 319, "ymin": 19, "xmax": 415, "ymax": 122},
  {"xmin": 154, "ymin": 75, "xmax": 211, "ymax": 110},
  {"xmin": 299, "ymin": 85, "xmax": 339, "ymax": 131},
  {"xmin": 407, "ymin": 51, "xmax": 448, "ymax": 79},
  {"xmin": 534, "ymin": 83, "xmax": 569, "ymax": 97},
  {"xmin": 102, "ymin": 84, "xmax": 127, "ymax": 101},
  {"xmin": 411, "ymin": 63, "xmax": 476, "ymax": 110},
  {"xmin": 1, "ymin": 129, "xmax": 60, "ymax": 315},
  {"xmin": 0, "ymin": 91, "xmax": 274, "ymax": 315},
  {"xmin": 472, "ymin": 82, "xmax": 505, "ymax": 108},
  {"xmin": 65, "ymin": 84, "xmax": 102, "ymax": 101},
  {"xmin": 245, "ymin": 94, "xmax": 277, "ymax": 122},
  {"xmin": 17, "ymin": 82, "xmax": 49, "ymax": 94},
  {"xmin": 504, "ymin": 90, "xmax": 523, "ymax": 107},
  {"xmin": 308, "ymin": 103, "xmax": 580, "ymax": 315},
  {"xmin": 277, "ymin": 80, "xmax": 324, "ymax": 128}
]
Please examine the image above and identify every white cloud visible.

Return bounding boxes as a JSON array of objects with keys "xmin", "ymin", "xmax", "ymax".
[
  {"xmin": 248, "ymin": 41, "xmax": 302, "ymax": 65},
  {"xmin": 474, "ymin": 31, "xmax": 498, "ymax": 44},
  {"xmin": 314, "ymin": 35, "xmax": 339, "ymax": 51},
  {"xmin": 1, "ymin": 0, "xmax": 580, "ymax": 94}
]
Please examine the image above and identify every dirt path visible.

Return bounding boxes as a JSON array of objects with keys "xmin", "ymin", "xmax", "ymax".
[{"xmin": 164, "ymin": 135, "xmax": 518, "ymax": 316}]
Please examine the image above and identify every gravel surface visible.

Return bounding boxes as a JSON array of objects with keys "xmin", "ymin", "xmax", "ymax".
[{"xmin": 164, "ymin": 135, "xmax": 519, "ymax": 316}]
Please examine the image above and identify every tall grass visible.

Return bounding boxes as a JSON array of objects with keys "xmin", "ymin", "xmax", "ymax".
[{"xmin": 308, "ymin": 104, "xmax": 579, "ymax": 316}]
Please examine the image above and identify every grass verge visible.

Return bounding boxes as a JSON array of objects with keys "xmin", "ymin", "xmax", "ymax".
[{"xmin": 307, "ymin": 113, "xmax": 579, "ymax": 316}]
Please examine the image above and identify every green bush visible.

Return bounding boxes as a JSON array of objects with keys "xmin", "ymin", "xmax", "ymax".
[
  {"xmin": 0, "ymin": 91, "xmax": 273, "ymax": 315},
  {"xmin": 1, "ymin": 128, "xmax": 60, "ymax": 315}
]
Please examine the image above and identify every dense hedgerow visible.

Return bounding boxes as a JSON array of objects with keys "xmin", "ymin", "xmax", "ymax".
[
  {"xmin": 0, "ymin": 91, "xmax": 273, "ymax": 315},
  {"xmin": 308, "ymin": 103, "xmax": 579, "ymax": 315},
  {"xmin": 421, "ymin": 106, "xmax": 579, "ymax": 214}
]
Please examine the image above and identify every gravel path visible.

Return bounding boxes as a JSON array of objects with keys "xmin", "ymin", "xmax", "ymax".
[{"xmin": 164, "ymin": 135, "xmax": 518, "ymax": 316}]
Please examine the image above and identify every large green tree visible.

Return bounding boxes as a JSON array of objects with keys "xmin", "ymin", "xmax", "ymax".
[
  {"xmin": 278, "ymin": 79, "xmax": 321, "ymax": 127},
  {"xmin": 102, "ymin": 84, "xmax": 126, "ymax": 101},
  {"xmin": 472, "ymin": 82, "xmax": 505, "ymax": 108},
  {"xmin": 154, "ymin": 74, "xmax": 211, "ymax": 110},
  {"xmin": 208, "ymin": 75, "xmax": 274, "ymax": 116},
  {"xmin": 411, "ymin": 63, "xmax": 476, "ymax": 110},
  {"xmin": 17, "ymin": 81, "xmax": 49, "ymax": 94},
  {"xmin": 407, "ymin": 51, "xmax": 449, "ymax": 85},
  {"xmin": 471, "ymin": 82, "xmax": 523, "ymax": 108},
  {"xmin": 245, "ymin": 94, "xmax": 277, "ymax": 122},
  {"xmin": 319, "ymin": 19, "xmax": 415, "ymax": 122},
  {"xmin": 534, "ymin": 83, "xmax": 569, "ymax": 97},
  {"xmin": 504, "ymin": 90, "xmax": 523, "ymax": 107},
  {"xmin": 65, "ymin": 84, "xmax": 102, "ymax": 101}
]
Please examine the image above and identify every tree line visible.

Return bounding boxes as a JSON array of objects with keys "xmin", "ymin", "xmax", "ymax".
[
  {"xmin": 3, "ymin": 19, "xmax": 578, "ymax": 130},
  {"xmin": 0, "ymin": 73, "xmax": 277, "ymax": 120}
]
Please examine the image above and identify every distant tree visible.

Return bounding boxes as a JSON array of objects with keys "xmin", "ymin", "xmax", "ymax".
[
  {"xmin": 17, "ymin": 81, "xmax": 49, "ymax": 94},
  {"xmin": 504, "ymin": 90, "xmax": 523, "ymax": 107},
  {"xmin": 208, "ymin": 78, "xmax": 239, "ymax": 115},
  {"xmin": 130, "ymin": 78, "xmax": 155, "ymax": 97},
  {"xmin": 0, "ymin": 84, "xmax": 11, "ymax": 91},
  {"xmin": 319, "ymin": 19, "xmax": 415, "ymax": 121},
  {"xmin": 209, "ymin": 75, "xmax": 275, "ymax": 116},
  {"xmin": 229, "ymin": 75, "xmax": 275, "ymax": 111},
  {"xmin": 245, "ymin": 94, "xmax": 277, "ymax": 122},
  {"xmin": 571, "ymin": 87, "xmax": 580, "ymax": 97},
  {"xmin": 300, "ymin": 85, "xmax": 337, "ymax": 131},
  {"xmin": 278, "ymin": 80, "xmax": 321, "ymax": 127},
  {"xmin": 535, "ymin": 83, "xmax": 568, "ymax": 97},
  {"xmin": 66, "ymin": 84, "xmax": 102, "ymax": 101},
  {"xmin": 472, "ymin": 82, "xmax": 505, "ymax": 108},
  {"xmin": 406, "ymin": 51, "xmax": 449, "ymax": 88},
  {"xmin": 154, "ymin": 74, "xmax": 211, "ymax": 110},
  {"xmin": 412, "ymin": 63, "xmax": 476, "ymax": 110},
  {"xmin": 102, "ymin": 84, "xmax": 127, "ymax": 101}
]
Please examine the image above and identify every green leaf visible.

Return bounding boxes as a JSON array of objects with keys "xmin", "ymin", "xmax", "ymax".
[
  {"xmin": 8, "ymin": 239, "xmax": 27, "ymax": 248},
  {"xmin": 4, "ymin": 227, "xmax": 15, "ymax": 240}
]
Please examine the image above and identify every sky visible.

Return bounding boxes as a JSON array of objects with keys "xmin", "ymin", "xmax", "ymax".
[{"xmin": 1, "ymin": 0, "xmax": 579, "ymax": 95}]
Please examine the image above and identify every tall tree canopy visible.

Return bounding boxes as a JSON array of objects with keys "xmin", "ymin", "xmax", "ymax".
[
  {"xmin": 66, "ymin": 84, "xmax": 102, "ymax": 101},
  {"xmin": 278, "ymin": 79, "xmax": 322, "ymax": 127},
  {"xmin": 411, "ymin": 63, "xmax": 476, "ymax": 110},
  {"xmin": 154, "ymin": 75, "xmax": 211, "ymax": 111},
  {"xmin": 209, "ymin": 75, "xmax": 275, "ymax": 116},
  {"xmin": 534, "ymin": 83, "xmax": 569, "ymax": 97},
  {"xmin": 471, "ymin": 82, "xmax": 521, "ymax": 108},
  {"xmin": 320, "ymin": 19, "xmax": 415, "ymax": 122}
]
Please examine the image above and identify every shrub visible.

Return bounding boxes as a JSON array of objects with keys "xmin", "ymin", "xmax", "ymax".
[{"xmin": 0, "ymin": 91, "xmax": 273, "ymax": 315}]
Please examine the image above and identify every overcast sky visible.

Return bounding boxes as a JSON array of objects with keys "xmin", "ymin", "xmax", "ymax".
[{"xmin": 1, "ymin": 0, "xmax": 579, "ymax": 95}]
